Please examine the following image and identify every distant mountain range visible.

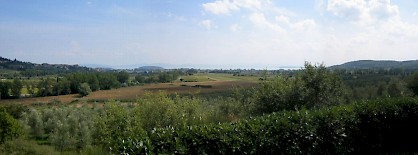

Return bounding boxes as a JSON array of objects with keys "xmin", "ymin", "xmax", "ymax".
[
  {"xmin": 3, "ymin": 56, "xmax": 418, "ymax": 72},
  {"xmin": 329, "ymin": 60, "xmax": 418, "ymax": 70}
]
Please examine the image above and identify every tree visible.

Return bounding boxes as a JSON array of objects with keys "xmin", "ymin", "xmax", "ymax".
[
  {"xmin": 0, "ymin": 81, "xmax": 12, "ymax": 99},
  {"xmin": 296, "ymin": 62, "xmax": 344, "ymax": 107},
  {"xmin": 37, "ymin": 78, "xmax": 54, "ymax": 97},
  {"xmin": 407, "ymin": 72, "xmax": 418, "ymax": 96},
  {"xmin": 26, "ymin": 83, "xmax": 34, "ymax": 97},
  {"xmin": 58, "ymin": 78, "xmax": 72, "ymax": 95},
  {"xmin": 97, "ymin": 73, "xmax": 120, "ymax": 90},
  {"xmin": 252, "ymin": 62, "xmax": 344, "ymax": 114},
  {"xmin": 116, "ymin": 71, "xmax": 130, "ymax": 84},
  {"xmin": 11, "ymin": 79, "xmax": 23, "ymax": 98},
  {"xmin": 78, "ymin": 83, "xmax": 92, "ymax": 97},
  {"xmin": 0, "ymin": 106, "xmax": 22, "ymax": 143},
  {"xmin": 135, "ymin": 75, "xmax": 145, "ymax": 83},
  {"xmin": 87, "ymin": 75, "xmax": 100, "ymax": 91}
]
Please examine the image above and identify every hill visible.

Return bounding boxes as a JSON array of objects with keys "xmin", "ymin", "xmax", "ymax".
[
  {"xmin": 134, "ymin": 66, "xmax": 164, "ymax": 71},
  {"xmin": 329, "ymin": 60, "xmax": 418, "ymax": 70},
  {"xmin": 0, "ymin": 56, "xmax": 93, "ymax": 76}
]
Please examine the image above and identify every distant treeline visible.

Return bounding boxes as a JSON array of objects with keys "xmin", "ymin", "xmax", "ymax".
[{"xmin": 0, "ymin": 71, "xmax": 183, "ymax": 99}]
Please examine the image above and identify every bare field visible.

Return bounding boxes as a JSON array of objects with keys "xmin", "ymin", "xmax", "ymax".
[{"xmin": 0, "ymin": 80, "xmax": 258, "ymax": 105}]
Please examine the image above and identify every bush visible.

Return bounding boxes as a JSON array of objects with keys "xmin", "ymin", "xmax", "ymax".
[
  {"xmin": 0, "ymin": 106, "xmax": 23, "ymax": 144},
  {"xmin": 121, "ymin": 97, "xmax": 418, "ymax": 154},
  {"xmin": 79, "ymin": 83, "xmax": 92, "ymax": 97},
  {"xmin": 252, "ymin": 62, "xmax": 344, "ymax": 114},
  {"xmin": 0, "ymin": 138, "xmax": 59, "ymax": 155}
]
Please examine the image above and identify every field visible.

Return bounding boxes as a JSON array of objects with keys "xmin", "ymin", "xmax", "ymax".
[{"xmin": 0, "ymin": 73, "xmax": 259, "ymax": 105}]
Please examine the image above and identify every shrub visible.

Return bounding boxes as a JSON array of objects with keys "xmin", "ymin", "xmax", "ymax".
[
  {"xmin": 252, "ymin": 62, "xmax": 344, "ymax": 114},
  {"xmin": 0, "ymin": 138, "xmax": 59, "ymax": 155},
  {"xmin": 0, "ymin": 106, "xmax": 23, "ymax": 144},
  {"xmin": 121, "ymin": 97, "xmax": 418, "ymax": 154},
  {"xmin": 79, "ymin": 82, "xmax": 92, "ymax": 97}
]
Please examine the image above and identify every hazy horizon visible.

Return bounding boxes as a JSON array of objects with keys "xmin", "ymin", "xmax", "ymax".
[{"xmin": 1, "ymin": 0, "xmax": 418, "ymax": 68}]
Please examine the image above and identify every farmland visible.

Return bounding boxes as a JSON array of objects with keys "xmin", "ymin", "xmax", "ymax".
[
  {"xmin": 0, "ymin": 73, "xmax": 259, "ymax": 105},
  {"xmin": 2, "ymin": 62, "xmax": 418, "ymax": 154}
]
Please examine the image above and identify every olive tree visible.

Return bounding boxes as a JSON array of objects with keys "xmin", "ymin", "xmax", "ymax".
[
  {"xmin": 78, "ymin": 83, "xmax": 92, "ymax": 97},
  {"xmin": 252, "ymin": 62, "xmax": 344, "ymax": 114}
]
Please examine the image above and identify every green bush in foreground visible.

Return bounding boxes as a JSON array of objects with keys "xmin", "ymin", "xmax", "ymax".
[
  {"xmin": 0, "ymin": 106, "xmax": 23, "ymax": 144},
  {"xmin": 0, "ymin": 138, "xmax": 59, "ymax": 155},
  {"xmin": 119, "ymin": 98, "xmax": 418, "ymax": 154}
]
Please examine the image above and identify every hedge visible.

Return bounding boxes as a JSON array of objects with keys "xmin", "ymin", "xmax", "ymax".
[{"xmin": 118, "ymin": 98, "xmax": 418, "ymax": 154}]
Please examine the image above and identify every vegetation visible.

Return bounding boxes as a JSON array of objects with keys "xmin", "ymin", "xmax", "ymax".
[
  {"xmin": 251, "ymin": 63, "xmax": 343, "ymax": 114},
  {"xmin": 0, "ymin": 106, "xmax": 22, "ymax": 143},
  {"xmin": 78, "ymin": 83, "xmax": 92, "ymax": 97},
  {"xmin": 2, "ymin": 60, "xmax": 418, "ymax": 154}
]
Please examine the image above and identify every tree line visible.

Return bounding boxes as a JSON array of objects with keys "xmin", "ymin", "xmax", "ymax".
[{"xmin": 0, "ymin": 71, "xmax": 183, "ymax": 99}]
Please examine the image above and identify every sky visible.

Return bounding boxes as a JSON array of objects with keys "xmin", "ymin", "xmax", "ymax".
[{"xmin": 1, "ymin": 0, "xmax": 418, "ymax": 69}]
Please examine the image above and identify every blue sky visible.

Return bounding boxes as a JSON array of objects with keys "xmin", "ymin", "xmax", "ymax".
[{"xmin": 1, "ymin": 0, "xmax": 418, "ymax": 69}]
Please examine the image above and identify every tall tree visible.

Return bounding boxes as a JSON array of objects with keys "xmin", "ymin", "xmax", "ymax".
[
  {"xmin": 11, "ymin": 79, "xmax": 23, "ymax": 98},
  {"xmin": 0, "ymin": 82, "xmax": 11, "ymax": 99},
  {"xmin": 252, "ymin": 62, "xmax": 344, "ymax": 114},
  {"xmin": 116, "ymin": 71, "xmax": 130, "ymax": 84},
  {"xmin": 407, "ymin": 72, "xmax": 418, "ymax": 96}
]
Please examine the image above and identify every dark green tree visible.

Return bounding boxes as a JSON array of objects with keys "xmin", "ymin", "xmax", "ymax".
[
  {"xmin": 0, "ymin": 81, "xmax": 12, "ymax": 99},
  {"xmin": 11, "ymin": 79, "xmax": 23, "ymax": 98},
  {"xmin": 37, "ymin": 78, "xmax": 54, "ymax": 97},
  {"xmin": 87, "ymin": 75, "xmax": 100, "ymax": 91},
  {"xmin": 407, "ymin": 72, "xmax": 418, "ymax": 96},
  {"xmin": 97, "ymin": 73, "xmax": 120, "ymax": 90},
  {"xmin": 116, "ymin": 71, "xmax": 130, "ymax": 84},
  {"xmin": 135, "ymin": 75, "xmax": 145, "ymax": 83}
]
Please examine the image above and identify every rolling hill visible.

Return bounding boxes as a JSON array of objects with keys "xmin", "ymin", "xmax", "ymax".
[{"xmin": 329, "ymin": 60, "xmax": 418, "ymax": 70}]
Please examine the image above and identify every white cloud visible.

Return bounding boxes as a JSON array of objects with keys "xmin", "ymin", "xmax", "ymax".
[
  {"xmin": 199, "ymin": 19, "xmax": 214, "ymax": 30},
  {"xmin": 324, "ymin": 0, "xmax": 418, "ymax": 37},
  {"xmin": 275, "ymin": 15, "xmax": 290, "ymax": 25},
  {"xmin": 326, "ymin": 0, "xmax": 399, "ymax": 25},
  {"xmin": 202, "ymin": 0, "xmax": 270, "ymax": 15},
  {"xmin": 293, "ymin": 19, "xmax": 317, "ymax": 32},
  {"xmin": 275, "ymin": 15, "xmax": 317, "ymax": 32},
  {"xmin": 249, "ymin": 12, "xmax": 285, "ymax": 33},
  {"xmin": 381, "ymin": 18, "xmax": 418, "ymax": 37},
  {"xmin": 202, "ymin": 0, "xmax": 239, "ymax": 15},
  {"xmin": 229, "ymin": 24, "xmax": 242, "ymax": 32}
]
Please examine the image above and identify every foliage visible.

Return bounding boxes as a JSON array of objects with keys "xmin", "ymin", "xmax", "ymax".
[
  {"xmin": 0, "ymin": 138, "xmax": 59, "ymax": 155},
  {"xmin": 11, "ymin": 78, "xmax": 23, "ymax": 98},
  {"xmin": 79, "ymin": 82, "xmax": 92, "ymax": 97},
  {"xmin": 0, "ymin": 106, "xmax": 23, "ymax": 143},
  {"xmin": 116, "ymin": 71, "xmax": 130, "ymax": 84},
  {"xmin": 94, "ymin": 102, "xmax": 148, "ymax": 154},
  {"xmin": 36, "ymin": 77, "xmax": 55, "ymax": 97},
  {"xmin": 407, "ymin": 71, "xmax": 418, "ymax": 96},
  {"xmin": 131, "ymin": 97, "xmax": 418, "ymax": 154},
  {"xmin": 252, "ymin": 62, "xmax": 344, "ymax": 114},
  {"xmin": 0, "ymin": 81, "xmax": 11, "ymax": 99},
  {"xmin": 19, "ymin": 106, "xmax": 97, "ymax": 151}
]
